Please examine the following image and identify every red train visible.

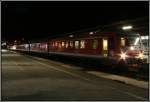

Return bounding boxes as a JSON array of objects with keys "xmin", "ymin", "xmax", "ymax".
[{"xmin": 13, "ymin": 30, "xmax": 147, "ymax": 67}]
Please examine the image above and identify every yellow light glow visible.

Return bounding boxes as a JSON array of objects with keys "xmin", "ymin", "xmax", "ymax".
[
  {"xmin": 121, "ymin": 38, "xmax": 125, "ymax": 47},
  {"xmin": 122, "ymin": 26, "xmax": 132, "ymax": 30},
  {"xmin": 120, "ymin": 52, "xmax": 127, "ymax": 60},
  {"xmin": 75, "ymin": 41, "xmax": 79, "ymax": 49},
  {"xmin": 138, "ymin": 53, "xmax": 144, "ymax": 59},
  {"xmin": 11, "ymin": 45, "xmax": 16, "ymax": 50},
  {"xmin": 80, "ymin": 40, "xmax": 85, "ymax": 48},
  {"xmin": 130, "ymin": 46, "xmax": 134, "ymax": 50},
  {"xmin": 103, "ymin": 39, "xmax": 108, "ymax": 50},
  {"xmin": 62, "ymin": 42, "xmax": 65, "ymax": 47}
]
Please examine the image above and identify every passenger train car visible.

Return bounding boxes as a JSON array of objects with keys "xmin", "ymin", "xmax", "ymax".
[{"xmin": 14, "ymin": 30, "xmax": 147, "ymax": 67}]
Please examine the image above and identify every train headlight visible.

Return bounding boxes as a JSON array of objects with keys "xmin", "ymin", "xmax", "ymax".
[
  {"xmin": 120, "ymin": 52, "xmax": 127, "ymax": 60},
  {"xmin": 138, "ymin": 53, "xmax": 144, "ymax": 59},
  {"xmin": 130, "ymin": 46, "xmax": 134, "ymax": 50}
]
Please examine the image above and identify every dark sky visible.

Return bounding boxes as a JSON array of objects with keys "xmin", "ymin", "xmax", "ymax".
[{"xmin": 2, "ymin": 1, "xmax": 149, "ymax": 41}]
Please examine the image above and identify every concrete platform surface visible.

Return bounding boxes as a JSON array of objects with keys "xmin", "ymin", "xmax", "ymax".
[{"xmin": 2, "ymin": 50, "xmax": 149, "ymax": 101}]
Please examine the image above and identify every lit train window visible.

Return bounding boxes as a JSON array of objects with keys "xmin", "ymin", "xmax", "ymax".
[
  {"xmin": 58, "ymin": 42, "xmax": 61, "ymax": 48},
  {"xmin": 80, "ymin": 40, "xmax": 85, "ymax": 49},
  {"xmin": 66, "ymin": 42, "xmax": 69, "ymax": 48},
  {"xmin": 62, "ymin": 42, "xmax": 65, "ymax": 47},
  {"xmin": 70, "ymin": 41, "xmax": 73, "ymax": 48},
  {"xmin": 75, "ymin": 41, "xmax": 79, "ymax": 49},
  {"xmin": 55, "ymin": 42, "xmax": 58, "ymax": 46},
  {"xmin": 93, "ymin": 40, "xmax": 98, "ymax": 49},
  {"xmin": 121, "ymin": 37, "xmax": 125, "ymax": 47},
  {"xmin": 103, "ymin": 39, "xmax": 108, "ymax": 51},
  {"xmin": 52, "ymin": 42, "xmax": 54, "ymax": 47},
  {"xmin": 45, "ymin": 44, "xmax": 48, "ymax": 49}
]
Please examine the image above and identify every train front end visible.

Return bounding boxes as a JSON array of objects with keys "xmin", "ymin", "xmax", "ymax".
[{"xmin": 118, "ymin": 34, "xmax": 148, "ymax": 66}]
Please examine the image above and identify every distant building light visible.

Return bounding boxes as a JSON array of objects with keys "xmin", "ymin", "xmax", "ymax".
[
  {"xmin": 89, "ymin": 32, "xmax": 94, "ymax": 35},
  {"xmin": 24, "ymin": 44, "xmax": 29, "ymax": 48},
  {"xmin": 2, "ymin": 42, "xmax": 6, "ymax": 46},
  {"xmin": 2, "ymin": 49, "xmax": 7, "ymax": 52},
  {"xmin": 122, "ymin": 26, "xmax": 133, "ymax": 30},
  {"xmin": 130, "ymin": 46, "xmax": 134, "ymax": 50},
  {"xmin": 69, "ymin": 35, "xmax": 74, "ymax": 38},
  {"xmin": 141, "ymin": 36, "xmax": 148, "ymax": 40},
  {"xmin": 10, "ymin": 45, "xmax": 16, "ymax": 50}
]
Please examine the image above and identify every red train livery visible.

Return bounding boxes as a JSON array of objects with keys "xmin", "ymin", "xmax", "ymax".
[{"xmin": 14, "ymin": 30, "xmax": 146, "ymax": 65}]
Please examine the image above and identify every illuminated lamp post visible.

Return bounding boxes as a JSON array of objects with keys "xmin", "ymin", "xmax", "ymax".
[{"xmin": 122, "ymin": 25, "xmax": 133, "ymax": 30}]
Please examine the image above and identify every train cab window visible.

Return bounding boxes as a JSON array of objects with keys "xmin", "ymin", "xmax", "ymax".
[
  {"xmin": 80, "ymin": 40, "xmax": 85, "ymax": 49},
  {"xmin": 121, "ymin": 37, "xmax": 125, "ymax": 47},
  {"xmin": 75, "ymin": 41, "xmax": 79, "ymax": 49},
  {"xmin": 103, "ymin": 39, "xmax": 108, "ymax": 51},
  {"xmin": 70, "ymin": 41, "xmax": 73, "ymax": 48},
  {"xmin": 62, "ymin": 42, "xmax": 65, "ymax": 47},
  {"xmin": 93, "ymin": 40, "xmax": 98, "ymax": 49}
]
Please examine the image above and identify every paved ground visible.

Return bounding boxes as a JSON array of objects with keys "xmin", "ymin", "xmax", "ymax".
[{"xmin": 2, "ymin": 50, "xmax": 149, "ymax": 101}]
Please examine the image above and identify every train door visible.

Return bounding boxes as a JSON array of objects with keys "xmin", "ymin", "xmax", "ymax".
[{"xmin": 102, "ymin": 38, "xmax": 108, "ymax": 57}]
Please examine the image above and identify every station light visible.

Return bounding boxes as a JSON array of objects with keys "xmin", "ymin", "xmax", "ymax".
[
  {"xmin": 10, "ymin": 45, "xmax": 16, "ymax": 50},
  {"xmin": 25, "ymin": 44, "xmax": 29, "ymax": 48},
  {"xmin": 89, "ymin": 32, "xmax": 94, "ymax": 35},
  {"xmin": 141, "ymin": 36, "xmax": 148, "ymax": 40},
  {"xmin": 69, "ymin": 35, "xmax": 74, "ymax": 38},
  {"xmin": 2, "ymin": 42, "xmax": 6, "ymax": 46},
  {"xmin": 122, "ymin": 26, "xmax": 133, "ymax": 30},
  {"xmin": 2, "ymin": 49, "xmax": 7, "ymax": 52}
]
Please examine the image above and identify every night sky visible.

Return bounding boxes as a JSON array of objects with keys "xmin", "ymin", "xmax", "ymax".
[{"xmin": 2, "ymin": 1, "xmax": 149, "ymax": 42}]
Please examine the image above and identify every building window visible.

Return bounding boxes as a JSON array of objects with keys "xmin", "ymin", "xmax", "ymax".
[
  {"xmin": 121, "ymin": 37, "xmax": 125, "ymax": 47},
  {"xmin": 80, "ymin": 40, "xmax": 85, "ymax": 49},
  {"xmin": 75, "ymin": 41, "xmax": 79, "ymax": 49},
  {"xmin": 103, "ymin": 38, "xmax": 108, "ymax": 51},
  {"xmin": 93, "ymin": 40, "xmax": 98, "ymax": 49},
  {"xmin": 70, "ymin": 41, "xmax": 73, "ymax": 48}
]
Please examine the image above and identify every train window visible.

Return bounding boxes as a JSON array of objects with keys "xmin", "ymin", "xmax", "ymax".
[
  {"xmin": 103, "ymin": 39, "xmax": 108, "ymax": 51},
  {"xmin": 62, "ymin": 42, "xmax": 65, "ymax": 47},
  {"xmin": 58, "ymin": 42, "xmax": 61, "ymax": 48},
  {"xmin": 66, "ymin": 41, "xmax": 69, "ymax": 48},
  {"xmin": 121, "ymin": 37, "xmax": 125, "ymax": 47},
  {"xmin": 75, "ymin": 41, "xmax": 79, "ymax": 49},
  {"xmin": 52, "ymin": 42, "xmax": 55, "ymax": 47},
  {"xmin": 80, "ymin": 40, "xmax": 85, "ymax": 49},
  {"xmin": 55, "ymin": 42, "xmax": 58, "ymax": 46},
  {"xmin": 70, "ymin": 41, "xmax": 73, "ymax": 48},
  {"xmin": 93, "ymin": 40, "xmax": 98, "ymax": 49},
  {"xmin": 109, "ymin": 38, "xmax": 114, "ymax": 49}
]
